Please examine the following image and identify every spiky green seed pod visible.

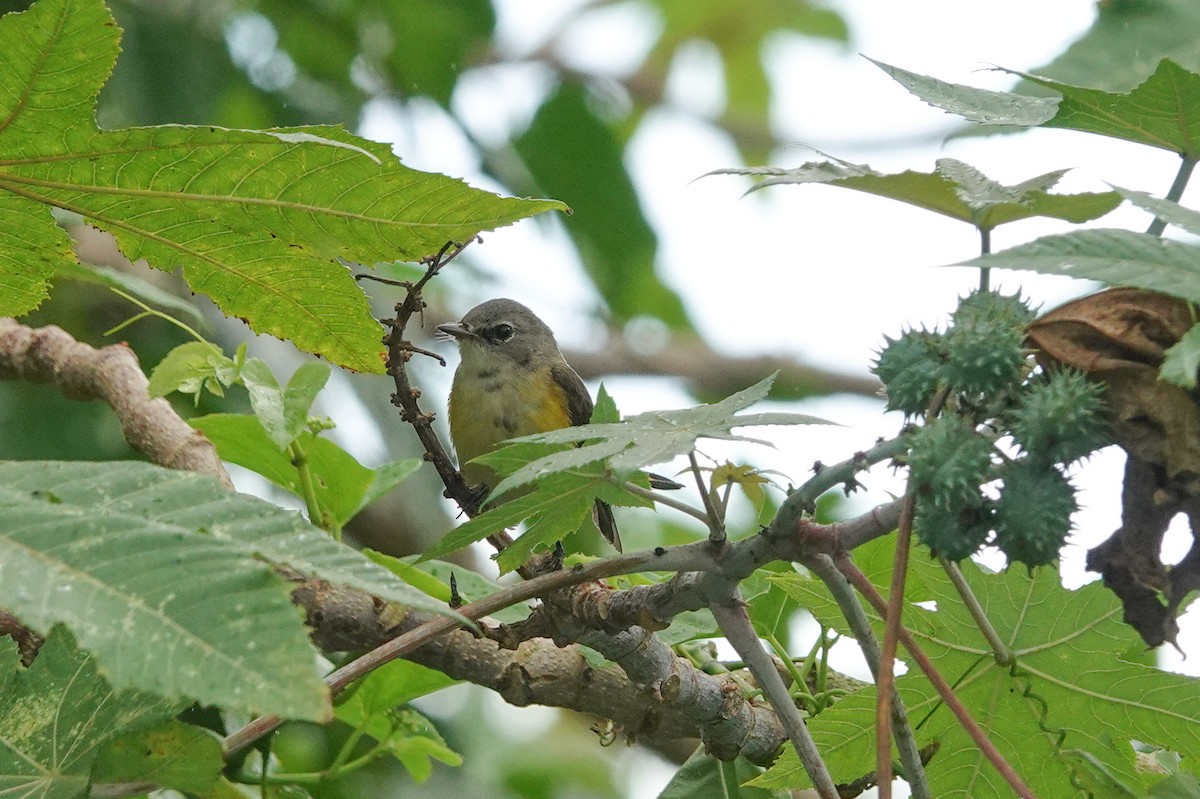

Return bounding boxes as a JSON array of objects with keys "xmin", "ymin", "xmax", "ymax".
[
  {"xmin": 994, "ymin": 461, "xmax": 1076, "ymax": 568},
  {"xmin": 939, "ymin": 291, "xmax": 1032, "ymax": 396},
  {"xmin": 1010, "ymin": 369, "xmax": 1109, "ymax": 465},
  {"xmin": 873, "ymin": 330, "xmax": 945, "ymax": 415},
  {"xmin": 907, "ymin": 415, "xmax": 994, "ymax": 512},
  {"xmin": 914, "ymin": 497, "xmax": 993, "ymax": 560},
  {"xmin": 951, "ymin": 290, "xmax": 1038, "ymax": 330}
]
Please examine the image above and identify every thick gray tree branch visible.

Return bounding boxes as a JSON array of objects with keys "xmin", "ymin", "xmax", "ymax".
[{"xmin": 0, "ymin": 318, "xmax": 231, "ymax": 487}]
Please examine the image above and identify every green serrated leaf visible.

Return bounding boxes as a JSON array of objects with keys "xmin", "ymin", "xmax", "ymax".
[
  {"xmin": 148, "ymin": 342, "xmax": 238, "ymax": 400},
  {"xmin": 489, "ymin": 373, "xmax": 833, "ymax": 499},
  {"xmin": 421, "ymin": 466, "xmax": 648, "ymax": 574},
  {"xmin": 0, "ymin": 461, "xmax": 455, "ymax": 719},
  {"xmin": 92, "ymin": 719, "xmax": 223, "ymax": 794},
  {"xmin": 869, "ymin": 57, "xmax": 1059, "ymax": 127},
  {"xmin": 0, "ymin": 0, "xmax": 565, "ymax": 370},
  {"xmin": 711, "ymin": 157, "xmax": 1120, "ymax": 231},
  {"xmin": 1026, "ymin": 0, "xmax": 1200, "ymax": 93},
  {"xmin": 1162, "ymin": 324, "xmax": 1200, "ymax": 390},
  {"xmin": 961, "ymin": 229, "xmax": 1200, "ymax": 302},
  {"xmin": 1020, "ymin": 59, "xmax": 1200, "ymax": 156},
  {"xmin": 0, "ymin": 627, "xmax": 177, "ymax": 799},
  {"xmin": 1114, "ymin": 185, "xmax": 1200, "ymax": 237},
  {"xmin": 591, "ymin": 383, "xmax": 620, "ymax": 424}
]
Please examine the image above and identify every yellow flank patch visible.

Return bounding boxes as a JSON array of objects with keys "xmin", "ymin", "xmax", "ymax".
[{"xmin": 447, "ymin": 364, "xmax": 573, "ymax": 488}]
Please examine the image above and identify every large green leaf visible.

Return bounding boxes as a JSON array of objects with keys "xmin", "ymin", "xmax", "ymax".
[
  {"xmin": 487, "ymin": 373, "xmax": 833, "ymax": 499},
  {"xmin": 91, "ymin": 719, "xmax": 223, "ymax": 795},
  {"xmin": 1114, "ymin": 185, "xmax": 1200, "ymax": 236},
  {"xmin": 961, "ymin": 229, "xmax": 1200, "ymax": 302},
  {"xmin": 423, "ymin": 466, "xmax": 650, "ymax": 574},
  {"xmin": 0, "ymin": 627, "xmax": 176, "ymax": 799},
  {"xmin": 1022, "ymin": 59, "xmax": 1200, "ymax": 156},
  {"xmin": 0, "ymin": 0, "xmax": 565, "ymax": 372},
  {"xmin": 757, "ymin": 543, "xmax": 1200, "ymax": 797},
  {"xmin": 872, "ymin": 56, "xmax": 1200, "ymax": 158},
  {"xmin": 0, "ymin": 461, "xmax": 453, "ymax": 719},
  {"xmin": 711, "ymin": 157, "xmax": 1120, "ymax": 232}
]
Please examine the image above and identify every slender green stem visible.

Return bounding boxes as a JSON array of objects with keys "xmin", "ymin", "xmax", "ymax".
[
  {"xmin": 766, "ymin": 632, "xmax": 809, "ymax": 700},
  {"xmin": 622, "ymin": 482, "xmax": 710, "ymax": 525},
  {"xmin": 236, "ymin": 744, "xmax": 383, "ymax": 786},
  {"xmin": 978, "ymin": 227, "xmax": 992, "ymax": 292},
  {"xmin": 288, "ymin": 441, "xmax": 334, "ymax": 538},
  {"xmin": 105, "ymin": 288, "xmax": 208, "ymax": 343},
  {"xmin": 793, "ymin": 626, "xmax": 828, "ymax": 692},
  {"xmin": 940, "ymin": 559, "xmax": 1012, "ymax": 665},
  {"xmin": 327, "ymin": 726, "xmax": 369, "ymax": 774},
  {"xmin": 1147, "ymin": 155, "xmax": 1198, "ymax": 237}
]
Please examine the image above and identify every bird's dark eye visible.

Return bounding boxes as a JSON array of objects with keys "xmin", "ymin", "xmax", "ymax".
[{"xmin": 488, "ymin": 322, "xmax": 514, "ymax": 343}]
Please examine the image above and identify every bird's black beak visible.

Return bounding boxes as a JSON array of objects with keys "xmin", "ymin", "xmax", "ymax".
[{"xmin": 436, "ymin": 321, "xmax": 473, "ymax": 340}]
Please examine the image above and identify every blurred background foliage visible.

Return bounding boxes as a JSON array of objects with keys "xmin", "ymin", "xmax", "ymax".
[{"xmin": 4, "ymin": 0, "xmax": 1198, "ymax": 796}]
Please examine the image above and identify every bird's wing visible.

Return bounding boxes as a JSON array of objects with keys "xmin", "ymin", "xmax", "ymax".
[{"xmin": 550, "ymin": 360, "xmax": 595, "ymax": 428}]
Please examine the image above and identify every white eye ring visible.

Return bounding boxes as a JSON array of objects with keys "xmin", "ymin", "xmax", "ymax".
[{"xmin": 491, "ymin": 322, "xmax": 514, "ymax": 342}]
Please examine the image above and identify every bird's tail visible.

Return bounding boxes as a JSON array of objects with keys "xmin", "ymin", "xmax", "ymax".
[{"xmin": 594, "ymin": 500, "xmax": 621, "ymax": 553}]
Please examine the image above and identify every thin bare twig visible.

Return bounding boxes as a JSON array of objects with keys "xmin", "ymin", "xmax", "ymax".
[
  {"xmin": 836, "ymin": 553, "xmax": 1036, "ymax": 799},
  {"xmin": 709, "ymin": 589, "xmax": 839, "ymax": 799},
  {"xmin": 876, "ymin": 494, "xmax": 914, "ymax": 798},
  {"xmin": 804, "ymin": 555, "xmax": 931, "ymax": 799}
]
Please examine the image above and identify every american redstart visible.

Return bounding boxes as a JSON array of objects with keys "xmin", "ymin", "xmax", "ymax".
[{"xmin": 437, "ymin": 299, "xmax": 641, "ymax": 551}]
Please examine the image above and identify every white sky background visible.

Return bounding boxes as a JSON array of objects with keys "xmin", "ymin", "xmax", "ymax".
[{"xmin": 354, "ymin": 1, "xmax": 1200, "ymax": 795}]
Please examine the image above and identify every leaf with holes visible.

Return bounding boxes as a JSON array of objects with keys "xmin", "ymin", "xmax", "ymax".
[
  {"xmin": 0, "ymin": 627, "xmax": 177, "ymax": 799},
  {"xmin": 756, "ymin": 542, "xmax": 1200, "ymax": 797}
]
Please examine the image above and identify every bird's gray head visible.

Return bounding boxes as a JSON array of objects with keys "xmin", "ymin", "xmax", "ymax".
[{"xmin": 437, "ymin": 299, "xmax": 560, "ymax": 368}]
